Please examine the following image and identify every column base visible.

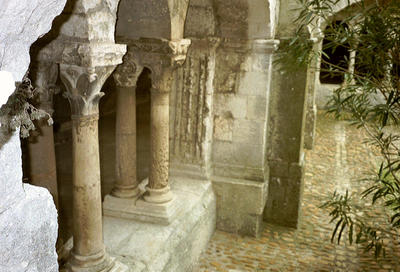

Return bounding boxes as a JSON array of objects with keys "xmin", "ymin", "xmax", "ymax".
[
  {"xmin": 63, "ymin": 246, "xmax": 128, "ymax": 272},
  {"xmin": 111, "ymin": 185, "xmax": 140, "ymax": 199},
  {"xmin": 143, "ymin": 185, "xmax": 173, "ymax": 203},
  {"xmin": 103, "ymin": 180, "xmax": 182, "ymax": 225}
]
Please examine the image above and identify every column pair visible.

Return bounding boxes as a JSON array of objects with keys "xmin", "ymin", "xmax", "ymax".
[
  {"xmin": 103, "ymin": 39, "xmax": 191, "ymax": 224},
  {"xmin": 59, "ymin": 43, "xmax": 127, "ymax": 272}
]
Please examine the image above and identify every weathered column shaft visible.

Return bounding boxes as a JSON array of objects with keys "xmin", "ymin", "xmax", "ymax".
[
  {"xmin": 60, "ymin": 52, "xmax": 126, "ymax": 270},
  {"xmin": 148, "ymin": 90, "xmax": 169, "ymax": 190},
  {"xmin": 111, "ymin": 55, "xmax": 143, "ymax": 198},
  {"xmin": 113, "ymin": 85, "xmax": 139, "ymax": 197},
  {"xmin": 133, "ymin": 39, "xmax": 190, "ymax": 204},
  {"xmin": 70, "ymin": 115, "xmax": 104, "ymax": 257}
]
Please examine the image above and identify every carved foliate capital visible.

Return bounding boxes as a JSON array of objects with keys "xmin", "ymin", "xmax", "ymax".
[
  {"xmin": 113, "ymin": 51, "xmax": 143, "ymax": 88},
  {"xmin": 30, "ymin": 61, "xmax": 59, "ymax": 114},
  {"xmin": 59, "ymin": 64, "xmax": 116, "ymax": 117},
  {"xmin": 122, "ymin": 38, "xmax": 191, "ymax": 94}
]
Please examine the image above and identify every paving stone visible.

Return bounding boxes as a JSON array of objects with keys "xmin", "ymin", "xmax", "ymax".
[{"xmin": 197, "ymin": 113, "xmax": 400, "ymax": 271}]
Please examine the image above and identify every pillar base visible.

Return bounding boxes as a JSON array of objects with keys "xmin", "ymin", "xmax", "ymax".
[
  {"xmin": 143, "ymin": 185, "xmax": 173, "ymax": 203},
  {"xmin": 111, "ymin": 185, "xmax": 140, "ymax": 199},
  {"xmin": 103, "ymin": 180, "xmax": 181, "ymax": 225},
  {"xmin": 63, "ymin": 246, "xmax": 128, "ymax": 272}
]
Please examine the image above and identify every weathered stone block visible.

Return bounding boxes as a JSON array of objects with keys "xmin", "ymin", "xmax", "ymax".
[
  {"xmin": 213, "ymin": 163, "xmax": 265, "ymax": 182},
  {"xmin": 212, "ymin": 176, "xmax": 268, "ymax": 237},
  {"xmin": 241, "ymin": 54, "xmax": 272, "ymax": 72},
  {"xmin": 213, "ymin": 114, "xmax": 234, "ymax": 142},
  {"xmin": 185, "ymin": 3, "xmax": 216, "ymax": 37},
  {"xmin": 247, "ymin": 95, "xmax": 267, "ymax": 120},
  {"xmin": 264, "ymin": 161, "xmax": 305, "ymax": 228},
  {"xmin": 238, "ymin": 71, "xmax": 269, "ymax": 96},
  {"xmin": 214, "ymin": 94, "xmax": 247, "ymax": 119},
  {"xmin": 214, "ymin": 51, "xmax": 243, "ymax": 93},
  {"xmin": 232, "ymin": 119, "xmax": 265, "ymax": 145},
  {"xmin": 212, "ymin": 140, "xmax": 264, "ymax": 168}
]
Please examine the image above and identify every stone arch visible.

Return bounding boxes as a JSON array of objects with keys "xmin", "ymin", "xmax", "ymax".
[
  {"xmin": 314, "ymin": 0, "xmax": 375, "ymax": 108},
  {"xmin": 211, "ymin": 0, "xmax": 276, "ymax": 39},
  {"xmin": 116, "ymin": 0, "xmax": 190, "ymax": 40}
]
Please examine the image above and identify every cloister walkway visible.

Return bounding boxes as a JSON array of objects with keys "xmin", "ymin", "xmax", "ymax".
[{"xmin": 198, "ymin": 113, "xmax": 400, "ymax": 272}]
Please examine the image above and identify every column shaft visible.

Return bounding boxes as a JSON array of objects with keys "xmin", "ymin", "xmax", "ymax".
[
  {"xmin": 145, "ymin": 90, "xmax": 173, "ymax": 203},
  {"xmin": 70, "ymin": 115, "xmax": 105, "ymax": 264},
  {"xmin": 112, "ymin": 86, "xmax": 139, "ymax": 198}
]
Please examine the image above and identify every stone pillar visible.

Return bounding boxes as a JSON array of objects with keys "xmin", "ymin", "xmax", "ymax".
[
  {"xmin": 103, "ymin": 38, "xmax": 190, "ymax": 224},
  {"xmin": 145, "ymin": 76, "xmax": 174, "ymax": 203},
  {"xmin": 111, "ymin": 53, "xmax": 143, "ymax": 198},
  {"xmin": 345, "ymin": 49, "xmax": 357, "ymax": 86},
  {"xmin": 28, "ymin": 61, "xmax": 59, "ymax": 208},
  {"xmin": 137, "ymin": 39, "xmax": 191, "ymax": 206},
  {"xmin": 59, "ymin": 43, "xmax": 126, "ymax": 272},
  {"xmin": 304, "ymin": 37, "xmax": 323, "ymax": 150}
]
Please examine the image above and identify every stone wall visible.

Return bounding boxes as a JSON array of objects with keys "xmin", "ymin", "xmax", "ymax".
[
  {"xmin": 211, "ymin": 38, "xmax": 278, "ymax": 236},
  {"xmin": 0, "ymin": 0, "xmax": 66, "ymax": 270}
]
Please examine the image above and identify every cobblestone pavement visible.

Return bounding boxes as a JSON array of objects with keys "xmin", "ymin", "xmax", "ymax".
[{"xmin": 197, "ymin": 113, "xmax": 400, "ymax": 272}]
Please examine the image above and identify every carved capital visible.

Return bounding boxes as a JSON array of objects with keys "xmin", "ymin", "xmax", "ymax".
[
  {"xmin": 61, "ymin": 42, "xmax": 127, "ymax": 68},
  {"xmin": 124, "ymin": 38, "xmax": 191, "ymax": 68},
  {"xmin": 30, "ymin": 61, "xmax": 59, "ymax": 114},
  {"xmin": 113, "ymin": 51, "xmax": 143, "ymax": 88},
  {"xmin": 59, "ymin": 64, "xmax": 116, "ymax": 117},
  {"xmin": 168, "ymin": 39, "xmax": 191, "ymax": 66},
  {"xmin": 121, "ymin": 38, "xmax": 191, "ymax": 94}
]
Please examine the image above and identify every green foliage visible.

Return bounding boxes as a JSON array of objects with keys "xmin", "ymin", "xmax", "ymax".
[
  {"xmin": 280, "ymin": 0, "xmax": 400, "ymax": 258},
  {"xmin": 0, "ymin": 74, "xmax": 52, "ymax": 138}
]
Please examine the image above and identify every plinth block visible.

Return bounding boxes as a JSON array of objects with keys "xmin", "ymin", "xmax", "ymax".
[{"xmin": 103, "ymin": 180, "xmax": 183, "ymax": 225}]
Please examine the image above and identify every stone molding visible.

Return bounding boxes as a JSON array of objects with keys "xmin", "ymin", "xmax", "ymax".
[
  {"xmin": 218, "ymin": 38, "xmax": 279, "ymax": 54},
  {"xmin": 113, "ymin": 51, "xmax": 143, "ymax": 88},
  {"xmin": 59, "ymin": 64, "xmax": 116, "ymax": 117}
]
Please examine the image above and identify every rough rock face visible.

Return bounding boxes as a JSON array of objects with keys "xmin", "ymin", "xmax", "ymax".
[
  {"xmin": 0, "ymin": 0, "xmax": 66, "ymax": 271},
  {"xmin": 0, "ymin": 184, "xmax": 59, "ymax": 272},
  {"xmin": 0, "ymin": 0, "xmax": 66, "ymax": 81}
]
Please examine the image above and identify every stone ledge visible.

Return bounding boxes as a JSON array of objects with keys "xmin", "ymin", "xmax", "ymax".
[
  {"xmin": 102, "ymin": 177, "xmax": 216, "ymax": 272},
  {"xmin": 103, "ymin": 193, "xmax": 182, "ymax": 225}
]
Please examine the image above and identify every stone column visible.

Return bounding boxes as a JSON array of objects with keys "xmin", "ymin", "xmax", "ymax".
[
  {"xmin": 28, "ymin": 61, "xmax": 59, "ymax": 208},
  {"xmin": 304, "ymin": 36, "xmax": 323, "ymax": 150},
  {"xmin": 345, "ymin": 49, "xmax": 357, "ymax": 86},
  {"xmin": 103, "ymin": 39, "xmax": 190, "ymax": 224},
  {"xmin": 140, "ymin": 39, "xmax": 191, "ymax": 204},
  {"xmin": 59, "ymin": 43, "xmax": 126, "ymax": 272},
  {"xmin": 111, "ymin": 53, "xmax": 143, "ymax": 198}
]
